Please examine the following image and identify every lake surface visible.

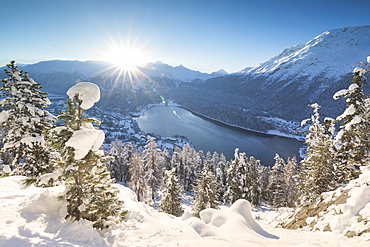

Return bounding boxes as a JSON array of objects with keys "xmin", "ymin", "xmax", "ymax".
[{"xmin": 134, "ymin": 106, "xmax": 302, "ymax": 166}]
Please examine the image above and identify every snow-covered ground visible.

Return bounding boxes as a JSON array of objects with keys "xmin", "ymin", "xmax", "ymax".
[{"xmin": 1, "ymin": 176, "xmax": 368, "ymax": 247}]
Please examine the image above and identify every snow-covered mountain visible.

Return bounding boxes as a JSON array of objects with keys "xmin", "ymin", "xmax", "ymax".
[
  {"xmin": 0, "ymin": 59, "xmax": 226, "ymax": 95},
  {"xmin": 167, "ymin": 25, "xmax": 370, "ymax": 134},
  {"xmin": 1, "ymin": 59, "xmax": 222, "ymax": 84},
  {"xmin": 139, "ymin": 61, "xmax": 222, "ymax": 82},
  {"xmin": 240, "ymin": 25, "xmax": 370, "ymax": 80}
]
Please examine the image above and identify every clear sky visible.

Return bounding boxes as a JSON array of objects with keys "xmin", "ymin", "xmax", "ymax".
[{"xmin": 1, "ymin": 0, "xmax": 369, "ymax": 73}]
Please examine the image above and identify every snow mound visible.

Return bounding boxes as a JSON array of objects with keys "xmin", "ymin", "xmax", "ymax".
[
  {"xmin": 67, "ymin": 82, "xmax": 100, "ymax": 110},
  {"xmin": 195, "ymin": 199, "xmax": 279, "ymax": 241}
]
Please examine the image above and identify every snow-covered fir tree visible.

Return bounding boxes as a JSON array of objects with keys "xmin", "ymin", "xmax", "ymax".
[
  {"xmin": 51, "ymin": 82, "xmax": 126, "ymax": 229},
  {"xmin": 224, "ymin": 149, "xmax": 264, "ymax": 206},
  {"xmin": 158, "ymin": 168, "xmax": 183, "ymax": 216},
  {"xmin": 143, "ymin": 135, "xmax": 164, "ymax": 201},
  {"xmin": 193, "ymin": 166, "xmax": 220, "ymax": 217},
  {"xmin": 267, "ymin": 154, "xmax": 287, "ymax": 207},
  {"xmin": 224, "ymin": 148, "xmax": 243, "ymax": 204},
  {"xmin": 181, "ymin": 144, "xmax": 199, "ymax": 192},
  {"xmin": 129, "ymin": 151, "xmax": 147, "ymax": 202},
  {"xmin": 284, "ymin": 156, "xmax": 299, "ymax": 207},
  {"xmin": 333, "ymin": 61, "xmax": 370, "ymax": 183},
  {"xmin": 163, "ymin": 149, "xmax": 172, "ymax": 171},
  {"xmin": 300, "ymin": 104, "xmax": 336, "ymax": 201},
  {"xmin": 0, "ymin": 61, "xmax": 54, "ymax": 177},
  {"xmin": 216, "ymin": 153, "xmax": 228, "ymax": 200},
  {"xmin": 107, "ymin": 141, "xmax": 134, "ymax": 185},
  {"xmin": 248, "ymin": 156, "xmax": 264, "ymax": 207},
  {"xmin": 259, "ymin": 165, "xmax": 271, "ymax": 202}
]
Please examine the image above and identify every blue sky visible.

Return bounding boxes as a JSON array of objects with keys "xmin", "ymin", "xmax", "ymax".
[{"xmin": 1, "ymin": 0, "xmax": 369, "ymax": 73}]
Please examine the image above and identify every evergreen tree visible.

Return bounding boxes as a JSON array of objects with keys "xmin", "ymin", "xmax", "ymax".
[
  {"xmin": 51, "ymin": 82, "xmax": 126, "ymax": 229},
  {"xmin": 333, "ymin": 63, "xmax": 370, "ymax": 182},
  {"xmin": 181, "ymin": 144, "xmax": 198, "ymax": 192},
  {"xmin": 284, "ymin": 156, "xmax": 299, "ymax": 207},
  {"xmin": 259, "ymin": 165, "xmax": 270, "ymax": 202},
  {"xmin": 216, "ymin": 153, "xmax": 228, "ymax": 200},
  {"xmin": 193, "ymin": 166, "xmax": 220, "ymax": 217},
  {"xmin": 143, "ymin": 135, "xmax": 164, "ymax": 201},
  {"xmin": 248, "ymin": 156, "xmax": 264, "ymax": 207},
  {"xmin": 300, "ymin": 104, "xmax": 336, "ymax": 201},
  {"xmin": 162, "ymin": 149, "xmax": 172, "ymax": 171},
  {"xmin": 224, "ymin": 149, "xmax": 263, "ymax": 206},
  {"xmin": 107, "ymin": 141, "xmax": 134, "ymax": 185},
  {"xmin": 129, "ymin": 151, "xmax": 147, "ymax": 202},
  {"xmin": 0, "ymin": 61, "xmax": 54, "ymax": 176},
  {"xmin": 267, "ymin": 154, "xmax": 287, "ymax": 207},
  {"xmin": 158, "ymin": 169, "xmax": 183, "ymax": 216},
  {"xmin": 224, "ymin": 148, "xmax": 242, "ymax": 204}
]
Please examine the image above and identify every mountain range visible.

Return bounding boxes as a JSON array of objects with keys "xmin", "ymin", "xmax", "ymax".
[{"xmin": 1, "ymin": 25, "xmax": 369, "ymax": 134}]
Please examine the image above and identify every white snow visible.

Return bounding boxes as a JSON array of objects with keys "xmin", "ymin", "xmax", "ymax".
[
  {"xmin": 303, "ymin": 166, "xmax": 370, "ymax": 239},
  {"xmin": 367, "ymin": 56, "xmax": 370, "ymax": 63},
  {"xmin": 0, "ymin": 110, "xmax": 9, "ymax": 123},
  {"xmin": 2, "ymin": 165, "xmax": 11, "ymax": 173},
  {"xmin": 353, "ymin": 67, "xmax": 366, "ymax": 76},
  {"xmin": 0, "ymin": 176, "xmax": 369, "ymax": 246},
  {"xmin": 67, "ymin": 82, "xmax": 100, "ymax": 110},
  {"xmin": 65, "ymin": 129, "xmax": 105, "ymax": 160},
  {"xmin": 337, "ymin": 104, "xmax": 356, "ymax": 121}
]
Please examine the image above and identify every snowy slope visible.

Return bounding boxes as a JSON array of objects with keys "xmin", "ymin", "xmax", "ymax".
[
  {"xmin": 0, "ymin": 176, "xmax": 369, "ymax": 246},
  {"xmin": 240, "ymin": 26, "xmax": 370, "ymax": 80}
]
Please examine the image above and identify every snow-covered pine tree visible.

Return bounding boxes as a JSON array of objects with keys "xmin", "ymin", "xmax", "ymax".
[
  {"xmin": 248, "ymin": 156, "xmax": 264, "ymax": 207},
  {"xmin": 163, "ymin": 149, "xmax": 172, "ymax": 171},
  {"xmin": 107, "ymin": 141, "xmax": 134, "ymax": 185},
  {"xmin": 284, "ymin": 156, "xmax": 299, "ymax": 207},
  {"xmin": 192, "ymin": 166, "xmax": 220, "ymax": 217},
  {"xmin": 129, "ymin": 151, "xmax": 147, "ymax": 201},
  {"xmin": 171, "ymin": 145, "xmax": 182, "ymax": 171},
  {"xmin": 158, "ymin": 168, "xmax": 184, "ymax": 216},
  {"xmin": 181, "ymin": 144, "xmax": 198, "ymax": 192},
  {"xmin": 0, "ymin": 61, "xmax": 55, "ymax": 177},
  {"xmin": 143, "ymin": 135, "xmax": 164, "ymax": 201},
  {"xmin": 300, "ymin": 103, "xmax": 336, "ymax": 201},
  {"xmin": 51, "ymin": 82, "xmax": 126, "ymax": 229},
  {"xmin": 216, "ymin": 153, "xmax": 228, "ymax": 200},
  {"xmin": 333, "ymin": 61, "xmax": 370, "ymax": 183},
  {"xmin": 267, "ymin": 154, "xmax": 287, "ymax": 207},
  {"xmin": 259, "ymin": 165, "xmax": 270, "ymax": 202},
  {"xmin": 224, "ymin": 148, "xmax": 242, "ymax": 204}
]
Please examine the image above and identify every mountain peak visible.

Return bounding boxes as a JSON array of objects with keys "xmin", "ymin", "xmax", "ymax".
[
  {"xmin": 242, "ymin": 25, "xmax": 370, "ymax": 80},
  {"xmin": 211, "ymin": 69, "xmax": 229, "ymax": 76}
]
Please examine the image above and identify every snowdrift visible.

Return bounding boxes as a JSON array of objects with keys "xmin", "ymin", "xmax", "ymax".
[{"xmin": 0, "ymin": 176, "xmax": 368, "ymax": 246}]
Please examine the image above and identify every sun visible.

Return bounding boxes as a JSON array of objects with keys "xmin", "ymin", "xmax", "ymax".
[{"xmin": 106, "ymin": 46, "xmax": 145, "ymax": 71}]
